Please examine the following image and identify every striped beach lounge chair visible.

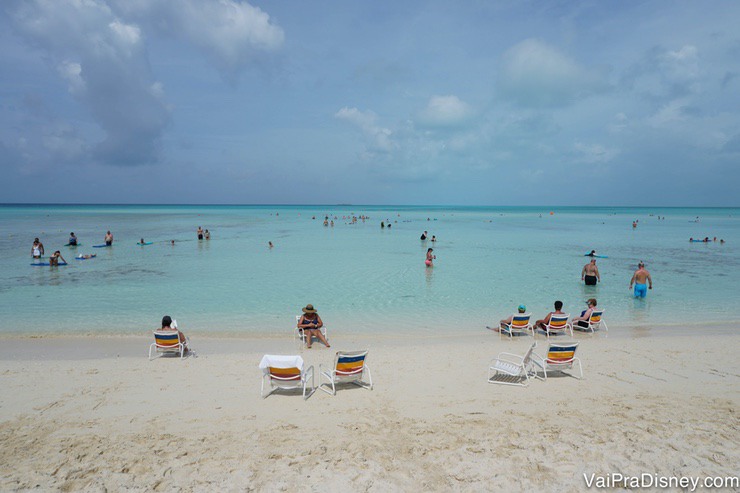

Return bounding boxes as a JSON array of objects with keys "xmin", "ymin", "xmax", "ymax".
[
  {"xmin": 259, "ymin": 354, "xmax": 315, "ymax": 400},
  {"xmin": 500, "ymin": 313, "xmax": 534, "ymax": 339},
  {"xmin": 319, "ymin": 350, "xmax": 373, "ymax": 395},
  {"xmin": 574, "ymin": 309, "xmax": 608, "ymax": 333},
  {"xmin": 531, "ymin": 342, "xmax": 583, "ymax": 380},
  {"xmin": 540, "ymin": 314, "xmax": 573, "ymax": 339},
  {"xmin": 488, "ymin": 342, "xmax": 537, "ymax": 386},
  {"xmin": 149, "ymin": 330, "xmax": 190, "ymax": 360}
]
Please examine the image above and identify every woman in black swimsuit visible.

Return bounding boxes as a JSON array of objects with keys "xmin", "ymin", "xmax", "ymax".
[{"xmin": 297, "ymin": 304, "xmax": 330, "ymax": 349}]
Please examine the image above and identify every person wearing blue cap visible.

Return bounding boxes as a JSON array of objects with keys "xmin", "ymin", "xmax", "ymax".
[{"xmin": 497, "ymin": 304, "xmax": 527, "ymax": 331}]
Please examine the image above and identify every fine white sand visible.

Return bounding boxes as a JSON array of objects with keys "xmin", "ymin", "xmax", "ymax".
[{"xmin": 1, "ymin": 329, "xmax": 738, "ymax": 491}]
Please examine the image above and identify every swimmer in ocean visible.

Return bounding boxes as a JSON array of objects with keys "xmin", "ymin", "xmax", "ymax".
[
  {"xmin": 68, "ymin": 232, "xmax": 77, "ymax": 245},
  {"xmin": 629, "ymin": 262, "xmax": 653, "ymax": 298},
  {"xmin": 425, "ymin": 248, "xmax": 435, "ymax": 267},
  {"xmin": 197, "ymin": 226, "xmax": 204, "ymax": 240},
  {"xmin": 104, "ymin": 230, "xmax": 113, "ymax": 246}
]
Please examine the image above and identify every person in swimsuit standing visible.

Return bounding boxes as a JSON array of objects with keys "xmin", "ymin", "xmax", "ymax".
[
  {"xmin": 297, "ymin": 304, "xmax": 330, "ymax": 349},
  {"xmin": 197, "ymin": 226, "xmax": 204, "ymax": 240},
  {"xmin": 581, "ymin": 259, "xmax": 601, "ymax": 285},
  {"xmin": 629, "ymin": 262, "xmax": 653, "ymax": 298},
  {"xmin": 425, "ymin": 248, "xmax": 435, "ymax": 267},
  {"xmin": 104, "ymin": 231, "xmax": 113, "ymax": 246},
  {"xmin": 31, "ymin": 238, "xmax": 44, "ymax": 258}
]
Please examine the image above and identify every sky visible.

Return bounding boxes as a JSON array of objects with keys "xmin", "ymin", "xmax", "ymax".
[{"xmin": 1, "ymin": 0, "xmax": 739, "ymax": 206}]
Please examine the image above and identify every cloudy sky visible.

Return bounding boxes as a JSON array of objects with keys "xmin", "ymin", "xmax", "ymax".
[{"xmin": 1, "ymin": 0, "xmax": 739, "ymax": 205}]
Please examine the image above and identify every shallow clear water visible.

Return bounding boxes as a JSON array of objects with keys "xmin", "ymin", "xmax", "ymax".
[{"xmin": 1, "ymin": 205, "xmax": 738, "ymax": 336}]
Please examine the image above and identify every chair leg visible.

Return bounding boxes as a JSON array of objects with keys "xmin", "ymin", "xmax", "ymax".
[{"xmin": 575, "ymin": 359, "xmax": 583, "ymax": 379}]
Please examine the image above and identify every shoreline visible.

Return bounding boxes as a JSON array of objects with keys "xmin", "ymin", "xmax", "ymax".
[{"xmin": 1, "ymin": 319, "xmax": 738, "ymax": 344}]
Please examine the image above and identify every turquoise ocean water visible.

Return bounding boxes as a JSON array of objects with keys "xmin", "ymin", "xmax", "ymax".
[{"xmin": 1, "ymin": 205, "xmax": 738, "ymax": 336}]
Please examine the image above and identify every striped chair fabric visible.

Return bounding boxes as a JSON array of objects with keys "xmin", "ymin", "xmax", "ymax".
[{"xmin": 319, "ymin": 350, "xmax": 373, "ymax": 395}]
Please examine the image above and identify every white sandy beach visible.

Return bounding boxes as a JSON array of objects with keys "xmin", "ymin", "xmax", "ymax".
[{"xmin": 1, "ymin": 329, "xmax": 739, "ymax": 492}]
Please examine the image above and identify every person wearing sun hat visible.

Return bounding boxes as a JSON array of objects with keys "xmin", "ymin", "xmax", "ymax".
[
  {"xmin": 297, "ymin": 304, "xmax": 330, "ymax": 348},
  {"xmin": 571, "ymin": 298, "xmax": 597, "ymax": 329}
]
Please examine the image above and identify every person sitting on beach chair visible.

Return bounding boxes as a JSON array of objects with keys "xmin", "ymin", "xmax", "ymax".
[
  {"xmin": 534, "ymin": 300, "xmax": 566, "ymax": 332},
  {"xmin": 488, "ymin": 305, "xmax": 533, "ymax": 338},
  {"xmin": 159, "ymin": 316, "xmax": 189, "ymax": 353},
  {"xmin": 571, "ymin": 298, "xmax": 597, "ymax": 329},
  {"xmin": 297, "ymin": 304, "xmax": 330, "ymax": 349},
  {"xmin": 498, "ymin": 304, "xmax": 527, "ymax": 331}
]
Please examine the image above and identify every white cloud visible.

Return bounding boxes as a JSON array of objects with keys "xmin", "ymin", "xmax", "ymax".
[
  {"xmin": 498, "ymin": 38, "xmax": 607, "ymax": 107},
  {"xmin": 110, "ymin": 0, "xmax": 284, "ymax": 76},
  {"xmin": 108, "ymin": 20, "xmax": 141, "ymax": 49},
  {"xmin": 58, "ymin": 61, "xmax": 85, "ymax": 95},
  {"xmin": 623, "ymin": 45, "xmax": 702, "ymax": 100},
  {"xmin": 416, "ymin": 95, "xmax": 473, "ymax": 127},
  {"xmin": 649, "ymin": 98, "xmax": 690, "ymax": 126},
  {"xmin": 573, "ymin": 141, "xmax": 619, "ymax": 164},
  {"xmin": 335, "ymin": 107, "xmax": 394, "ymax": 153},
  {"xmin": 10, "ymin": 0, "xmax": 171, "ymax": 166}
]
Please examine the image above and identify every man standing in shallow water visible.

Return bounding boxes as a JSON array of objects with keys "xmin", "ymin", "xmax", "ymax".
[
  {"xmin": 581, "ymin": 259, "xmax": 600, "ymax": 285},
  {"xmin": 629, "ymin": 262, "xmax": 653, "ymax": 298}
]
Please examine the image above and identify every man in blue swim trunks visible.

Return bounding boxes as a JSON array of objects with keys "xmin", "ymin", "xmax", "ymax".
[{"xmin": 629, "ymin": 262, "xmax": 653, "ymax": 297}]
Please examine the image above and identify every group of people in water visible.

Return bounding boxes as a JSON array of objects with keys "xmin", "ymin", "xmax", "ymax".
[
  {"xmin": 31, "ymin": 226, "xmax": 216, "ymax": 264},
  {"xmin": 31, "ymin": 237, "xmax": 67, "ymax": 265},
  {"xmin": 196, "ymin": 226, "xmax": 211, "ymax": 240},
  {"xmin": 690, "ymin": 236, "xmax": 725, "ymax": 243},
  {"xmin": 581, "ymin": 257, "xmax": 653, "ymax": 298}
]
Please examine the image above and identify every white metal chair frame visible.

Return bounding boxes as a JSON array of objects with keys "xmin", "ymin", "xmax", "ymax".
[
  {"xmin": 261, "ymin": 364, "xmax": 315, "ymax": 400},
  {"xmin": 319, "ymin": 350, "xmax": 373, "ymax": 395},
  {"xmin": 499, "ymin": 313, "xmax": 534, "ymax": 339},
  {"xmin": 573, "ymin": 309, "xmax": 608, "ymax": 333},
  {"xmin": 149, "ymin": 330, "xmax": 189, "ymax": 360},
  {"xmin": 295, "ymin": 315, "xmax": 328, "ymax": 347},
  {"xmin": 531, "ymin": 342, "xmax": 583, "ymax": 380},
  {"xmin": 539, "ymin": 313, "xmax": 573, "ymax": 340},
  {"xmin": 488, "ymin": 342, "xmax": 537, "ymax": 386}
]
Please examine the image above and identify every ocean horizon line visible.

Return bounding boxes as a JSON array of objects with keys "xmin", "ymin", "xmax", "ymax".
[{"xmin": 1, "ymin": 203, "xmax": 738, "ymax": 210}]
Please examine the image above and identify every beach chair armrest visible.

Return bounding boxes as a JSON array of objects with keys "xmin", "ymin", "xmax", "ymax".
[{"xmin": 494, "ymin": 353, "xmax": 525, "ymax": 365}]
